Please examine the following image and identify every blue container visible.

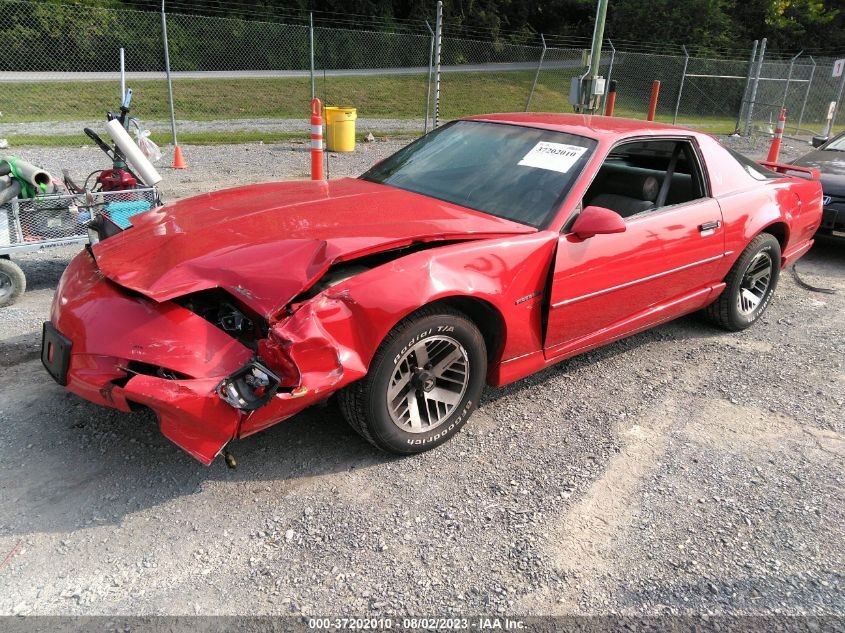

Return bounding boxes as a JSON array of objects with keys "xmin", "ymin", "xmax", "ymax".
[{"xmin": 104, "ymin": 200, "xmax": 152, "ymax": 229}]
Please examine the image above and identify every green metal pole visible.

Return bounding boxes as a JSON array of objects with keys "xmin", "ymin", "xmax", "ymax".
[
  {"xmin": 589, "ymin": 0, "xmax": 609, "ymax": 79},
  {"xmin": 585, "ymin": 0, "xmax": 610, "ymax": 112}
]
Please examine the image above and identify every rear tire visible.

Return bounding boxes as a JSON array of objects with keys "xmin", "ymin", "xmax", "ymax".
[
  {"xmin": 338, "ymin": 307, "xmax": 486, "ymax": 454},
  {"xmin": 0, "ymin": 258, "xmax": 25, "ymax": 308},
  {"xmin": 704, "ymin": 233, "xmax": 780, "ymax": 331}
]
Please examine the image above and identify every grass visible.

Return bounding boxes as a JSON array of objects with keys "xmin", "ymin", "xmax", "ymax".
[
  {"xmin": 0, "ymin": 72, "xmax": 537, "ymax": 123},
  {"xmin": 1, "ymin": 72, "xmax": 840, "ymax": 144},
  {"xmin": 0, "ymin": 70, "xmax": 593, "ymax": 123}
]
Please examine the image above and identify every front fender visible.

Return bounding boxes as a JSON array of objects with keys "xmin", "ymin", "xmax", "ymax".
[{"xmin": 237, "ymin": 232, "xmax": 558, "ymax": 438}]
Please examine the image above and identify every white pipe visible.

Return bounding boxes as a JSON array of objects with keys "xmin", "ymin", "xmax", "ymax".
[
  {"xmin": 0, "ymin": 158, "xmax": 52, "ymax": 190},
  {"xmin": 105, "ymin": 119, "xmax": 162, "ymax": 186}
]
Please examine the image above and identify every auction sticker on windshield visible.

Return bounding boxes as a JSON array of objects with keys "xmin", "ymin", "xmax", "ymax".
[{"xmin": 518, "ymin": 142, "xmax": 588, "ymax": 173}]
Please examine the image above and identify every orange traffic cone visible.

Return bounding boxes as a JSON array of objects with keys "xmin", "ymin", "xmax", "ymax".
[
  {"xmin": 172, "ymin": 145, "xmax": 187, "ymax": 169},
  {"xmin": 766, "ymin": 108, "xmax": 786, "ymax": 164}
]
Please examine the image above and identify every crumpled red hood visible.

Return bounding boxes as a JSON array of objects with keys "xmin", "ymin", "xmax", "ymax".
[{"xmin": 92, "ymin": 178, "xmax": 534, "ymax": 317}]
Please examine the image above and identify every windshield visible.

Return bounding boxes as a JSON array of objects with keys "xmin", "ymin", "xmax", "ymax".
[
  {"xmin": 824, "ymin": 132, "xmax": 845, "ymax": 151},
  {"xmin": 361, "ymin": 120, "xmax": 597, "ymax": 228}
]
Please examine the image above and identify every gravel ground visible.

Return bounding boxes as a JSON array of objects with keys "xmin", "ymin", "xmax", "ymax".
[
  {"xmin": 10, "ymin": 137, "xmax": 411, "ymax": 202},
  {"xmin": 0, "ymin": 133, "xmax": 842, "ymax": 619},
  {"xmin": 0, "ymin": 118, "xmax": 424, "ymax": 139}
]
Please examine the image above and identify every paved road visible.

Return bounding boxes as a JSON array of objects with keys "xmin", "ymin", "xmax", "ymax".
[{"xmin": 0, "ymin": 59, "xmax": 592, "ymax": 83}]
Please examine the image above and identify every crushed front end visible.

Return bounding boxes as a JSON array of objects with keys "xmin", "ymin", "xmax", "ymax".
[{"xmin": 43, "ymin": 249, "xmax": 355, "ymax": 465}]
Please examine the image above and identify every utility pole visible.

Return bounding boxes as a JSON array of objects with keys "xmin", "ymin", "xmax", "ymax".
[{"xmin": 577, "ymin": 0, "xmax": 610, "ymax": 113}]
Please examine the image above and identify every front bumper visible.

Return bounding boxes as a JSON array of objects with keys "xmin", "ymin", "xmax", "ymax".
[
  {"xmin": 45, "ymin": 251, "xmax": 263, "ymax": 464},
  {"xmin": 47, "ymin": 250, "xmax": 368, "ymax": 464}
]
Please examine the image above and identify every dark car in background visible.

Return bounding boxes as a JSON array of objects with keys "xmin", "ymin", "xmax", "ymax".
[{"xmin": 792, "ymin": 132, "xmax": 845, "ymax": 237}]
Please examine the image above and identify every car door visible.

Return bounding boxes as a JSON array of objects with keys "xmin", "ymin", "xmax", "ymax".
[{"xmin": 544, "ymin": 138, "xmax": 726, "ymax": 357}]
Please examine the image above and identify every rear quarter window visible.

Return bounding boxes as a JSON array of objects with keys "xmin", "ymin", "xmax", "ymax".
[{"xmin": 725, "ymin": 147, "xmax": 781, "ymax": 181}]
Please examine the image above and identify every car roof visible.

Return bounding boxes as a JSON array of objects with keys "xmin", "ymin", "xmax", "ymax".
[{"xmin": 462, "ymin": 112, "xmax": 700, "ymax": 140}]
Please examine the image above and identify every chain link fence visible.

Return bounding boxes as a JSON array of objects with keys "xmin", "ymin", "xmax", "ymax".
[
  {"xmin": 1, "ymin": 0, "xmax": 844, "ymax": 145},
  {"xmin": 314, "ymin": 26, "xmax": 432, "ymax": 125}
]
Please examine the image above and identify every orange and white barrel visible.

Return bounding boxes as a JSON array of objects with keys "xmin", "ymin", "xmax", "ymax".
[{"xmin": 310, "ymin": 98, "xmax": 325, "ymax": 180}]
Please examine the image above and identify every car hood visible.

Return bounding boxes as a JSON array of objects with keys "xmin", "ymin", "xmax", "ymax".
[
  {"xmin": 792, "ymin": 149, "xmax": 845, "ymax": 196},
  {"xmin": 92, "ymin": 178, "xmax": 535, "ymax": 317}
]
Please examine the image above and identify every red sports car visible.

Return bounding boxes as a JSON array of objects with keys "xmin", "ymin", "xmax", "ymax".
[{"xmin": 42, "ymin": 114, "xmax": 823, "ymax": 465}]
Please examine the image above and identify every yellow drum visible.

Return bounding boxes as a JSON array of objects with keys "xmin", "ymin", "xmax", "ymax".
[{"xmin": 324, "ymin": 106, "xmax": 357, "ymax": 152}]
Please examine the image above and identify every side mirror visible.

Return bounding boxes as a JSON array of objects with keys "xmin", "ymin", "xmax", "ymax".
[
  {"xmin": 570, "ymin": 205, "xmax": 626, "ymax": 240},
  {"xmin": 811, "ymin": 135, "xmax": 828, "ymax": 148}
]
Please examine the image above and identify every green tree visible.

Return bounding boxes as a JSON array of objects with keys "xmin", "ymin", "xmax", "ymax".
[
  {"xmin": 731, "ymin": 0, "xmax": 842, "ymax": 52},
  {"xmin": 605, "ymin": 0, "xmax": 737, "ymax": 53},
  {"xmin": 106, "ymin": 0, "xmax": 845, "ymax": 55}
]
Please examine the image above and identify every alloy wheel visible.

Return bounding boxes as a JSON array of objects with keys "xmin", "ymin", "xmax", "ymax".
[
  {"xmin": 737, "ymin": 250, "xmax": 773, "ymax": 316},
  {"xmin": 386, "ymin": 336, "xmax": 470, "ymax": 433}
]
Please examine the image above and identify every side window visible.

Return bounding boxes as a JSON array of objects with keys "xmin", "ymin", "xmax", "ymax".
[{"xmin": 582, "ymin": 139, "xmax": 708, "ymax": 220}]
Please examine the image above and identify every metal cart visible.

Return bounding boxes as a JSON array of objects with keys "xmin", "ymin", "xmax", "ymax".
[{"xmin": 0, "ymin": 187, "xmax": 159, "ymax": 307}]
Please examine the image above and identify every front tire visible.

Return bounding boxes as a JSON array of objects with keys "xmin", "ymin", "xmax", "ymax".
[
  {"xmin": 338, "ymin": 307, "xmax": 486, "ymax": 454},
  {"xmin": 704, "ymin": 233, "xmax": 780, "ymax": 331}
]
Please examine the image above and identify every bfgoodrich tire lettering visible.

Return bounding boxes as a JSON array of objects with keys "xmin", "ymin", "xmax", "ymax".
[
  {"xmin": 338, "ymin": 307, "xmax": 487, "ymax": 454},
  {"xmin": 704, "ymin": 233, "xmax": 781, "ymax": 331}
]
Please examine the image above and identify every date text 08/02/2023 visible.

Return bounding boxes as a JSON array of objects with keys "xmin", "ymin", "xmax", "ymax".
[{"xmin": 307, "ymin": 617, "xmax": 527, "ymax": 630}]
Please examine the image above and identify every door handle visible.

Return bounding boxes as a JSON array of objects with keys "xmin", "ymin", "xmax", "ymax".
[{"xmin": 699, "ymin": 220, "xmax": 721, "ymax": 233}]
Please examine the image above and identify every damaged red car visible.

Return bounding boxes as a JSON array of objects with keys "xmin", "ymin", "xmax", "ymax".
[{"xmin": 42, "ymin": 114, "xmax": 823, "ymax": 465}]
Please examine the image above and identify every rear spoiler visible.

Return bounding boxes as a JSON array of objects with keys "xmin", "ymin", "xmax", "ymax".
[{"xmin": 758, "ymin": 161, "xmax": 821, "ymax": 180}]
